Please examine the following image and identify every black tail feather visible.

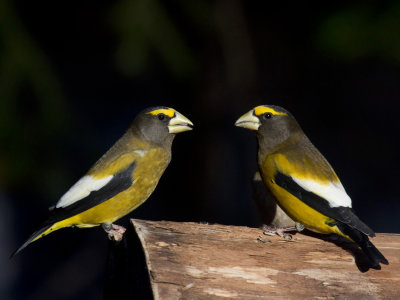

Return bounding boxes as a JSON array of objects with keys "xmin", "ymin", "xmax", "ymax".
[
  {"xmin": 10, "ymin": 224, "xmax": 52, "ymax": 258},
  {"xmin": 337, "ymin": 222, "xmax": 388, "ymax": 267},
  {"xmin": 360, "ymin": 238, "xmax": 389, "ymax": 266}
]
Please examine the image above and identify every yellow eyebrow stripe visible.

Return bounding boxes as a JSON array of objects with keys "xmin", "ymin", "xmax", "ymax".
[
  {"xmin": 147, "ymin": 108, "xmax": 175, "ymax": 118},
  {"xmin": 254, "ymin": 106, "xmax": 287, "ymax": 116}
]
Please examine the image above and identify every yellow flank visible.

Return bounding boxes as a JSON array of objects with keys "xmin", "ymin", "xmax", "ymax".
[
  {"xmin": 35, "ymin": 147, "xmax": 171, "ymax": 241},
  {"xmin": 89, "ymin": 153, "xmax": 137, "ymax": 179},
  {"xmin": 272, "ymin": 153, "xmax": 337, "ymax": 184},
  {"xmin": 147, "ymin": 108, "xmax": 175, "ymax": 118},
  {"xmin": 260, "ymin": 154, "xmax": 348, "ymax": 239},
  {"xmin": 254, "ymin": 106, "xmax": 288, "ymax": 117}
]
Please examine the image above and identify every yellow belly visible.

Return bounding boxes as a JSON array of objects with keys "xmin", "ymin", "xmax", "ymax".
[
  {"xmin": 39, "ymin": 147, "xmax": 170, "ymax": 238},
  {"xmin": 268, "ymin": 183, "xmax": 343, "ymax": 235},
  {"xmin": 260, "ymin": 154, "xmax": 345, "ymax": 237},
  {"xmin": 58, "ymin": 182, "xmax": 152, "ymax": 228}
]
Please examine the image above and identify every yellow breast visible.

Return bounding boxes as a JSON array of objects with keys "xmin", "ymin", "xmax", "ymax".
[{"xmin": 56, "ymin": 147, "xmax": 171, "ymax": 228}]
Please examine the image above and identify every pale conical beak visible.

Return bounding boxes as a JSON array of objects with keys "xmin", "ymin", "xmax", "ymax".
[
  {"xmin": 168, "ymin": 111, "xmax": 194, "ymax": 133},
  {"xmin": 235, "ymin": 109, "xmax": 261, "ymax": 130}
]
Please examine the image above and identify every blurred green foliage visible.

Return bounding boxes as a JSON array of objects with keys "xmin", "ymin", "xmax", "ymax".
[
  {"xmin": 1, "ymin": 0, "xmax": 400, "ymax": 192},
  {"xmin": 110, "ymin": 0, "xmax": 205, "ymax": 78},
  {"xmin": 0, "ymin": 0, "xmax": 211, "ymax": 192},
  {"xmin": 317, "ymin": 2, "xmax": 400, "ymax": 61},
  {"xmin": 0, "ymin": 0, "xmax": 69, "ymax": 189}
]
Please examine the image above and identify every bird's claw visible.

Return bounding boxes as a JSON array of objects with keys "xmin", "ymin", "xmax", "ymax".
[
  {"xmin": 262, "ymin": 224, "xmax": 296, "ymax": 240},
  {"xmin": 276, "ymin": 231, "xmax": 293, "ymax": 240},
  {"xmin": 295, "ymin": 222, "xmax": 305, "ymax": 232},
  {"xmin": 103, "ymin": 224, "xmax": 126, "ymax": 241}
]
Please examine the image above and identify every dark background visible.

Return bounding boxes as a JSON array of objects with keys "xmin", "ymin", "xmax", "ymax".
[{"xmin": 2, "ymin": 1, "xmax": 400, "ymax": 299}]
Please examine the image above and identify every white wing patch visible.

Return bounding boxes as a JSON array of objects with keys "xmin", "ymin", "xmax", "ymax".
[
  {"xmin": 133, "ymin": 149, "xmax": 148, "ymax": 157},
  {"xmin": 55, "ymin": 175, "xmax": 113, "ymax": 208},
  {"xmin": 292, "ymin": 177, "xmax": 352, "ymax": 208}
]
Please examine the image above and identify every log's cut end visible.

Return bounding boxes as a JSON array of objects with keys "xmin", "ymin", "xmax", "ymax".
[{"xmin": 131, "ymin": 219, "xmax": 400, "ymax": 300}]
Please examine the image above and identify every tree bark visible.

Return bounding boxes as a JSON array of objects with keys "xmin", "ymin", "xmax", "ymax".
[{"xmin": 132, "ymin": 219, "xmax": 400, "ymax": 300}]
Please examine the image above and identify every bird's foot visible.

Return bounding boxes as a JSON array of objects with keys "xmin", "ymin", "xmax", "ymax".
[
  {"xmin": 295, "ymin": 222, "xmax": 305, "ymax": 232},
  {"xmin": 102, "ymin": 223, "xmax": 126, "ymax": 241},
  {"xmin": 262, "ymin": 224, "xmax": 296, "ymax": 240}
]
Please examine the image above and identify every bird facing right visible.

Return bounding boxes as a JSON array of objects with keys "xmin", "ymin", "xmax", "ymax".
[
  {"xmin": 12, "ymin": 106, "xmax": 193, "ymax": 257},
  {"xmin": 235, "ymin": 104, "xmax": 388, "ymax": 268}
]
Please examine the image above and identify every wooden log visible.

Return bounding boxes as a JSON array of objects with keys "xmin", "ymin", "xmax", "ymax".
[{"xmin": 132, "ymin": 219, "xmax": 400, "ymax": 300}]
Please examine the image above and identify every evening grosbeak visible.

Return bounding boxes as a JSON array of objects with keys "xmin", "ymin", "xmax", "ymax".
[
  {"xmin": 235, "ymin": 105, "xmax": 388, "ymax": 267},
  {"xmin": 12, "ymin": 106, "xmax": 193, "ymax": 256}
]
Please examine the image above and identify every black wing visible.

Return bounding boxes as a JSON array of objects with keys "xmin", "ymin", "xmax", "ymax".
[
  {"xmin": 274, "ymin": 171, "xmax": 375, "ymax": 237},
  {"xmin": 11, "ymin": 161, "xmax": 136, "ymax": 257},
  {"xmin": 47, "ymin": 161, "xmax": 136, "ymax": 225}
]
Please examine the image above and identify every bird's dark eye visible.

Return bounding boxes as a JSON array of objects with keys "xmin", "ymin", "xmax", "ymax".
[
  {"xmin": 158, "ymin": 114, "xmax": 166, "ymax": 121},
  {"xmin": 263, "ymin": 113, "xmax": 272, "ymax": 119}
]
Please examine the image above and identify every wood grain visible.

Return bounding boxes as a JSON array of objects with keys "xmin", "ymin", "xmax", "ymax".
[{"xmin": 132, "ymin": 219, "xmax": 400, "ymax": 300}]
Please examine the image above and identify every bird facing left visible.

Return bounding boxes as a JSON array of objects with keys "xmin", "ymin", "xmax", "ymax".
[{"xmin": 12, "ymin": 106, "xmax": 193, "ymax": 257}]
